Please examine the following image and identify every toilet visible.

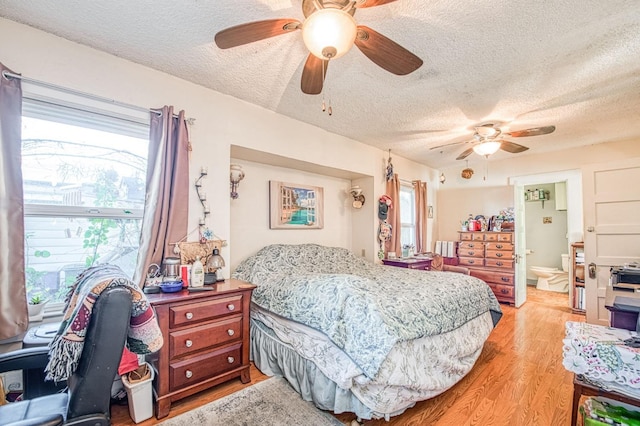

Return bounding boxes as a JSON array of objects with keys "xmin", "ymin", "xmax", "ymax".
[{"xmin": 529, "ymin": 254, "xmax": 569, "ymax": 293}]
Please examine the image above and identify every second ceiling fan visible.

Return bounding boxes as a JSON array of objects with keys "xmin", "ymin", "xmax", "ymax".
[
  {"xmin": 214, "ymin": 0, "xmax": 423, "ymax": 95},
  {"xmin": 431, "ymin": 123, "xmax": 556, "ymax": 160}
]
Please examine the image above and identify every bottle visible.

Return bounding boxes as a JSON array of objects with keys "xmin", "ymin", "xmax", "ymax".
[{"xmin": 191, "ymin": 256, "xmax": 204, "ymax": 288}]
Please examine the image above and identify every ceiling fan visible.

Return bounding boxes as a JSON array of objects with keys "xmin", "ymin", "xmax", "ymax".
[
  {"xmin": 430, "ymin": 123, "xmax": 556, "ymax": 160},
  {"xmin": 214, "ymin": 0, "xmax": 423, "ymax": 95}
]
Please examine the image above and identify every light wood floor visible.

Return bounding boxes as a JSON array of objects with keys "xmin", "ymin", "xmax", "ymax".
[{"xmin": 111, "ymin": 287, "xmax": 583, "ymax": 425}]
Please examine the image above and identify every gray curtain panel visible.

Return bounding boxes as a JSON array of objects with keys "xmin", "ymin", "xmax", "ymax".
[
  {"xmin": 133, "ymin": 106, "xmax": 189, "ymax": 286},
  {"xmin": 0, "ymin": 62, "xmax": 28, "ymax": 340}
]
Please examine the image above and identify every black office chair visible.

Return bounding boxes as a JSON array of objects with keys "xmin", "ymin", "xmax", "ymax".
[{"xmin": 0, "ymin": 287, "xmax": 132, "ymax": 426}]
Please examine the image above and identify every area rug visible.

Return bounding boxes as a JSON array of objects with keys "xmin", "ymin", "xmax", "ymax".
[{"xmin": 159, "ymin": 377, "xmax": 345, "ymax": 426}]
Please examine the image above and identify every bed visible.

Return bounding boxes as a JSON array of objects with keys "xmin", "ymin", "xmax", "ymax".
[{"xmin": 232, "ymin": 244, "xmax": 502, "ymax": 420}]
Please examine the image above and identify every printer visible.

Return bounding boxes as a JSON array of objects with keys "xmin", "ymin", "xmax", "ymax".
[{"xmin": 605, "ymin": 264, "xmax": 640, "ymax": 331}]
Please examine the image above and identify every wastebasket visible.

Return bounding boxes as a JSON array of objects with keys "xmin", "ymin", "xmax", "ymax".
[{"xmin": 121, "ymin": 363, "xmax": 154, "ymax": 423}]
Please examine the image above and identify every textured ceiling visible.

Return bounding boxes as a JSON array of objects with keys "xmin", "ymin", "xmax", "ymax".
[{"xmin": 1, "ymin": 0, "xmax": 639, "ymax": 169}]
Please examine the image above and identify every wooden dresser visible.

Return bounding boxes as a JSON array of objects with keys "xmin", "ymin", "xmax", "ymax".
[
  {"xmin": 457, "ymin": 231, "xmax": 515, "ymax": 305},
  {"xmin": 146, "ymin": 279, "xmax": 256, "ymax": 419}
]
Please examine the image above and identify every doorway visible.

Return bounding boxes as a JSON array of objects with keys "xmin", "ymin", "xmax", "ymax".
[{"xmin": 510, "ymin": 170, "xmax": 584, "ymax": 308}]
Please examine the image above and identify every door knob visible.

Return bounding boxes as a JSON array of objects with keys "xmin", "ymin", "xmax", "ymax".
[
  {"xmin": 587, "ymin": 226, "xmax": 595, "ymax": 232},
  {"xmin": 589, "ymin": 262, "xmax": 597, "ymax": 279}
]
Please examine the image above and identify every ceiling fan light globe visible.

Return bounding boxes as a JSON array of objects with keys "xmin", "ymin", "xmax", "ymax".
[
  {"xmin": 302, "ymin": 8, "xmax": 357, "ymax": 60},
  {"xmin": 473, "ymin": 141, "xmax": 501, "ymax": 156}
]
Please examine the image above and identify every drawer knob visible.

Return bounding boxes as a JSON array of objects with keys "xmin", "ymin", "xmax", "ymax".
[
  {"xmin": 185, "ymin": 370, "xmax": 193, "ymax": 379},
  {"xmin": 227, "ymin": 356, "xmax": 235, "ymax": 364},
  {"xmin": 468, "ymin": 251, "xmax": 474, "ymax": 256},
  {"xmin": 501, "ymin": 277, "xmax": 509, "ymax": 282},
  {"xmin": 469, "ymin": 243, "xmax": 474, "ymax": 248},
  {"xmin": 227, "ymin": 304, "xmax": 235, "ymax": 311},
  {"xmin": 496, "ymin": 253, "xmax": 503, "ymax": 257},
  {"xmin": 227, "ymin": 329, "xmax": 235, "ymax": 336},
  {"xmin": 496, "ymin": 244, "xmax": 503, "ymax": 249},
  {"xmin": 468, "ymin": 260, "xmax": 475, "ymax": 264},
  {"xmin": 185, "ymin": 339, "xmax": 193, "ymax": 348},
  {"xmin": 501, "ymin": 289, "xmax": 509, "ymax": 294},
  {"xmin": 496, "ymin": 261, "xmax": 503, "ymax": 266},
  {"xmin": 185, "ymin": 312, "xmax": 194, "ymax": 320}
]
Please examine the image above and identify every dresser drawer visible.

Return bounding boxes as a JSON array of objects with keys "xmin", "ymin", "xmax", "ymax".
[
  {"xmin": 485, "ymin": 250, "xmax": 513, "ymax": 260},
  {"xmin": 459, "ymin": 232, "xmax": 473, "ymax": 241},
  {"xmin": 488, "ymin": 283, "xmax": 514, "ymax": 299},
  {"xmin": 484, "ymin": 258, "xmax": 514, "ymax": 269},
  {"xmin": 458, "ymin": 249, "xmax": 484, "ymax": 258},
  {"xmin": 458, "ymin": 257, "xmax": 483, "ymax": 267},
  {"xmin": 496, "ymin": 233, "xmax": 512, "ymax": 242},
  {"xmin": 170, "ymin": 295, "xmax": 243, "ymax": 328},
  {"xmin": 470, "ymin": 269, "xmax": 514, "ymax": 285},
  {"xmin": 458, "ymin": 241, "xmax": 482, "ymax": 250},
  {"xmin": 170, "ymin": 316, "xmax": 242, "ymax": 359},
  {"xmin": 485, "ymin": 242, "xmax": 513, "ymax": 251},
  {"xmin": 170, "ymin": 342, "xmax": 242, "ymax": 390}
]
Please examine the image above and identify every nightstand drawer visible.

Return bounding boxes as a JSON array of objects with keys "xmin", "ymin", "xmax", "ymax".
[
  {"xmin": 169, "ymin": 316, "xmax": 242, "ymax": 359},
  {"xmin": 170, "ymin": 342, "xmax": 242, "ymax": 390},
  {"xmin": 170, "ymin": 295, "xmax": 243, "ymax": 328}
]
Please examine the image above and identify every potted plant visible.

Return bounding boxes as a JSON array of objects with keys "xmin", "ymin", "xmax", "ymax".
[{"xmin": 28, "ymin": 294, "xmax": 48, "ymax": 321}]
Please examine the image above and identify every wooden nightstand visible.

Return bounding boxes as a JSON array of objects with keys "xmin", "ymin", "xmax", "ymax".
[
  {"xmin": 382, "ymin": 257, "xmax": 432, "ymax": 270},
  {"xmin": 146, "ymin": 279, "xmax": 256, "ymax": 419}
]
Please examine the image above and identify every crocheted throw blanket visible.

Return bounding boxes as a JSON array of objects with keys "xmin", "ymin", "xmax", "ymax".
[{"xmin": 45, "ymin": 264, "xmax": 163, "ymax": 382}]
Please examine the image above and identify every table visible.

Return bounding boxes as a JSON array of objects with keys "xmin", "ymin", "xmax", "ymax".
[{"xmin": 572, "ymin": 374, "xmax": 640, "ymax": 425}]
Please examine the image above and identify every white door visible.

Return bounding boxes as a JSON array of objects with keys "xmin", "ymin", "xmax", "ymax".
[
  {"xmin": 583, "ymin": 157, "xmax": 640, "ymax": 325},
  {"xmin": 513, "ymin": 184, "xmax": 527, "ymax": 307}
]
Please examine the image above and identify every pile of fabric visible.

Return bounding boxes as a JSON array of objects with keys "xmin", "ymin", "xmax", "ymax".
[{"xmin": 45, "ymin": 264, "xmax": 163, "ymax": 382}]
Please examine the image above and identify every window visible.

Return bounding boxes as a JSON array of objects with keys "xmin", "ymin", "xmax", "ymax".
[
  {"xmin": 21, "ymin": 96, "xmax": 149, "ymax": 310},
  {"xmin": 399, "ymin": 184, "xmax": 416, "ymax": 249}
]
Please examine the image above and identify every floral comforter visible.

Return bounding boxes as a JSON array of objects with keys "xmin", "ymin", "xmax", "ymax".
[{"xmin": 233, "ymin": 244, "xmax": 502, "ymax": 378}]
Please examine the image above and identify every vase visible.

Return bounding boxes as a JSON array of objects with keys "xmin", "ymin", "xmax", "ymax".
[{"xmin": 28, "ymin": 301, "xmax": 47, "ymax": 322}]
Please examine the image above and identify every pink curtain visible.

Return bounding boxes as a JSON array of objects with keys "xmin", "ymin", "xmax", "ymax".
[
  {"xmin": 133, "ymin": 107, "xmax": 189, "ymax": 286},
  {"xmin": 413, "ymin": 180, "xmax": 428, "ymax": 253},
  {"xmin": 0, "ymin": 63, "xmax": 28, "ymax": 340},
  {"xmin": 385, "ymin": 174, "xmax": 401, "ymax": 256}
]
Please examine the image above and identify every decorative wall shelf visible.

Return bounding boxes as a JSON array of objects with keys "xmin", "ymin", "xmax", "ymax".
[{"xmin": 525, "ymin": 189, "xmax": 550, "ymax": 208}]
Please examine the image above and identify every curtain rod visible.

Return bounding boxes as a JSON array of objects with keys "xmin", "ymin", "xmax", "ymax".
[{"xmin": 2, "ymin": 70, "xmax": 194, "ymax": 123}]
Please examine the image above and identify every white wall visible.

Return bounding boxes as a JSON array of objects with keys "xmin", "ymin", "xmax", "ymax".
[
  {"xmin": 437, "ymin": 140, "xmax": 640, "ymax": 241},
  {"xmin": 229, "ymin": 159, "xmax": 353, "ymax": 270},
  {"xmin": 0, "ymin": 18, "xmax": 437, "ymax": 276}
]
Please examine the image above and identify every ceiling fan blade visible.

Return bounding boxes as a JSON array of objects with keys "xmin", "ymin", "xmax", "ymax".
[
  {"xmin": 354, "ymin": 26, "xmax": 423, "ymax": 75},
  {"xmin": 301, "ymin": 54, "xmax": 328, "ymax": 95},
  {"xmin": 429, "ymin": 139, "xmax": 471, "ymax": 151},
  {"xmin": 456, "ymin": 147, "xmax": 474, "ymax": 160},
  {"xmin": 214, "ymin": 19, "xmax": 301, "ymax": 49},
  {"xmin": 355, "ymin": 0, "xmax": 399, "ymax": 7},
  {"xmin": 500, "ymin": 141, "xmax": 530, "ymax": 154},
  {"xmin": 504, "ymin": 125, "xmax": 556, "ymax": 138}
]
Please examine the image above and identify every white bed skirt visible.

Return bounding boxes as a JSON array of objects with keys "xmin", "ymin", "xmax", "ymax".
[{"xmin": 250, "ymin": 309, "xmax": 494, "ymax": 420}]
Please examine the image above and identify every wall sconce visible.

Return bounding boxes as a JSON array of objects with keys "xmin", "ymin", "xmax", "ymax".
[
  {"xmin": 195, "ymin": 167, "xmax": 210, "ymax": 232},
  {"xmin": 439, "ymin": 173, "xmax": 446, "ymax": 184},
  {"xmin": 349, "ymin": 185, "xmax": 365, "ymax": 209},
  {"xmin": 230, "ymin": 164, "xmax": 245, "ymax": 199}
]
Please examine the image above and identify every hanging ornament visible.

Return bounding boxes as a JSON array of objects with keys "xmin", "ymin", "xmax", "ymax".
[
  {"xmin": 386, "ymin": 149, "xmax": 394, "ymax": 181},
  {"xmin": 461, "ymin": 160, "xmax": 474, "ymax": 179}
]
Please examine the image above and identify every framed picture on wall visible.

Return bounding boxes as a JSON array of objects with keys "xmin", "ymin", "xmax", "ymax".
[{"xmin": 269, "ymin": 181, "xmax": 324, "ymax": 229}]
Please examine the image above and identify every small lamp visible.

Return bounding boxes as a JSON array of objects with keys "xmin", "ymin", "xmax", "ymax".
[
  {"xmin": 230, "ymin": 164, "xmax": 245, "ymax": 199},
  {"xmin": 206, "ymin": 248, "xmax": 226, "ymax": 282}
]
